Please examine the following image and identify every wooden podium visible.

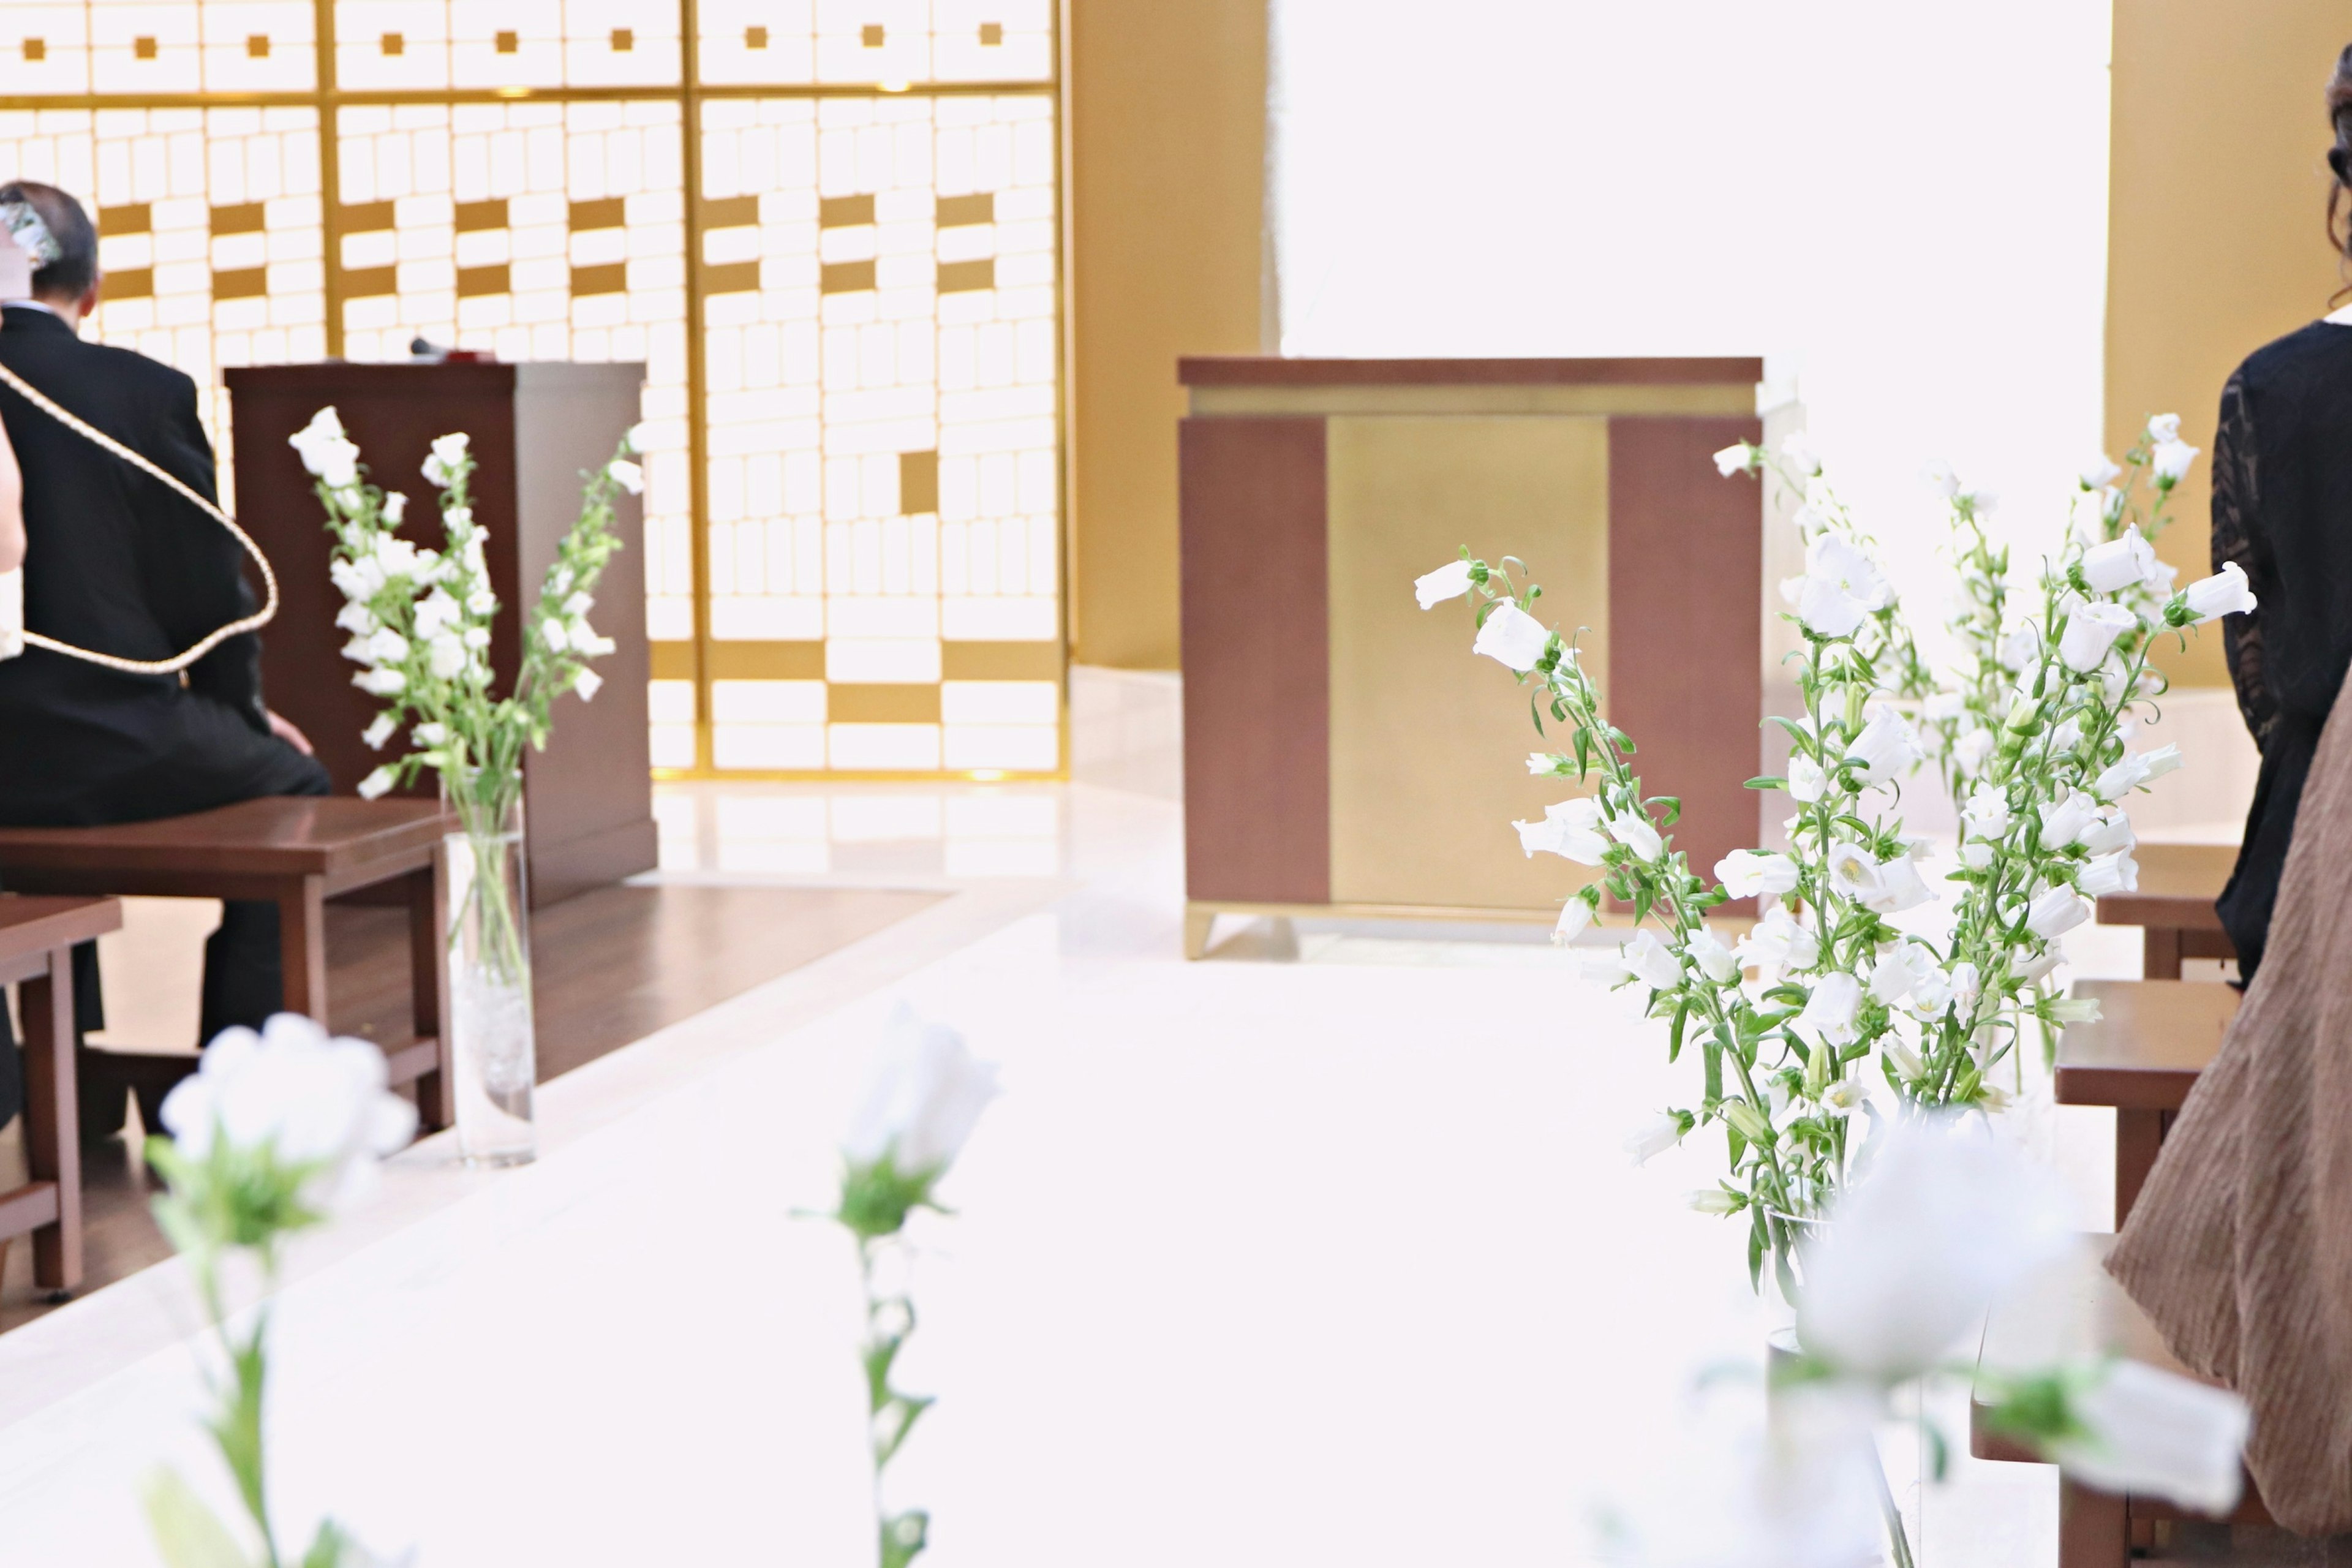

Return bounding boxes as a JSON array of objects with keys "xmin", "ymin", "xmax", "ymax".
[{"xmin": 224, "ymin": 361, "xmax": 655, "ymax": 907}]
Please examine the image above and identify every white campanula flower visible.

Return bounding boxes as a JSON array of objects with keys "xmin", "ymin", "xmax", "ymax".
[
  {"xmin": 572, "ymin": 668, "xmax": 603, "ymax": 702},
  {"xmin": 1414, "ymin": 559, "xmax": 1476, "ymax": 609},
  {"xmin": 843, "ymin": 1008, "xmax": 1001, "ymax": 1176},
  {"xmin": 1820, "ymin": 1079, "xmax": 1868, "ymax": 1116},
  {"xmin": 1923, "ymin": 690, "xmax": 1967, "ymax": 723},
  {"xmin": 1921, "ymin": 459, "xmax": 1960, "ymax": 499},
  {"xmin": 334, "ymin": 600, "xmax": 378, "ymax": 637},
  {"xmin": 2051, "ymin": 1361, "xmax": 2249, "ymax": 1517},
  {"xmin": 2013, "ymin": 948, "xmax": 2064, "ymax": 986},
  {"xmin": 353, "ymin": 667, "xmax": 405, "ymax": 696},
  {"xmin": 462, "ymin": 626, "xmax": 490, "ymax": 650},
  {"xmin": 563, "ymin": 591, "xmax": 594, "ymax": 619},
  {"xmin": 1868, "ymin": 946, "xmax": 1917, "ymax": 1005},
  {"xmin": 287, "ymin": 406, "xmax": 345, "ymax": 469},
  {"xmin": 1961, "ymin": 785, "xmax": 2011, "ymax": 841},
  {"xmin": 1687, "ymin": 1188, "xmax": 1743, "ymax": 1216},
  {"xmin": 1471, "ymin": 600, "xmax": 1551, "ymax": 672},
  {"xmin": 287, "ymin": 407, "xmax": 361, "ymax": 488},
  {"xmin": 159, "ymin": 1014, "xmax": 418, "ymax": 1211},
  {"xmin": 1903, "ymin": 957, "xmax": 1955, "ymax": 1019},
  {"xmin": 1735, "ymin": 905, "xmax": 1819, "ymax": 977},
  {"xmin": 2038, "ymin": 790, "xmax": 2098, "ymax": 847},
  {"xmin": 2078, "ymin": 849, "xmax": 2139, "ymax": 897},
  {"xmin": 606, "ymin": 457, "xmax": 646, "ymax": 495},
  {"xmin": 2151, "ymin": 439, "xmax": 2199, "ymax": 485},
  {"xmin": 2095, "ymin": 744, "xmax": 2183, "ymax": 802},
  {"xmin": 1865, "ymin": 851, "xmax": 1935, "ymax": 914},
  {"xmin": 1606, "ymin": 810, "xmax": 1662, "ymax": 861},
  {"xmin": 2081, "ymin": 804, "xmax": 2135, "ymax": 857},
  {"xmin": 443, "ymin": 505, "xmax": 474, "ymax": 535},
  {"xmin": 421, "ymin": 431, "xmax": 471, "ymax": 488},
  {"xmin": 1796, "ymin": 535, "xmax": 1893, "ymax": 639},
  {"xmin": 413, "ymin": 589, "xmax": 462, "ymax": 641},
  {"xmin": 426, "ymin": 633, "xmax": 467, "ymax": 680},
  {"xmin": 1711, "ymin": 442, "xmax": 1756, "ymax": 477},
  {"xmin": 1796, "ymin": 1116, "xmax": 2071, "ymax": 1384},
  {"xmin": 361, "ymin": 713, "xmax": 396, "ymax": 751},
  {"xmin": 1825, "ymin": 840, "xmax": 1883, "ymax": 905},
  {"xmin": 1787, "ymin": 754, "xmax": 1828, "ymax": 804},
  {"xmin": 2179, "ymin": 562, "xmax": 2258, "ymax": 624},
  {"xmin": 382, "ymin": 491, "xmax": 407, "ymax": 524},
  {"xmin": 467, "ymin": 589, "xmax": 499, "ymax": 617},
  {"xmin": 1514, "ymin": 796, "xmax": 1608, "ymax": 864},
  {"xmin": 1795, "ymin": 972, "xmax": 1863, "ymax": 1047},
  {"xmin": 1846, "ymin": 709, "xmax": 1922, "ymax": 786},
  {"xmin": 460, "ymin": 534, "xmax": 489, "ymax": 579},
  {"xmin": 414, "ymin": 722, "xmax": 447, "ymax": 746},
  {"xmin": 1621, "ymin": 929, "xmax": 1683, "ymax": 991},
  {"xmin": 371, "ymin": 535, "xmax": 424, "ymax": 583},
  {"xmin": 357, "ymin": 765, "xmax": 395, "ymax": 799},
  {"xmin": 1579, "ymin": 954, "xmax": 1632, "ymax": 988},
  {"xmin": 2147, "ymin": 413, "xmax": 2182, "ymax": 443},
  {"xmin": 541, "ymin": 617, "xmax": 572, "ymax": 654},
  {"xmin": 2048, "ymin": 716, "xmax": 2084, "ymax": 756},
  {"xmin": 1686, "ymin": 929, "xmax": 1740, "ymax": 984},
  {"xmin": 2080, "ymin": 524, "xmax": 2158, "ymax": 593},
  {"xmin": 2026, "ymin": 886, "xmax": 2090, "ymax": 940},
  {"xmin": 1625, "ymin": 1113, "xmax": 1687, "ymax": 1165},
  {"xmin": 1715, "ymin": 848, "xmax": 1800, "ymax": 899},
  {"xmin": 330, "ymin": 556, "xmax": 386, "ymax": 603},
  {"xmin": 1961, "ymin": 842, "xmax": 1994, "ymax": 870},
  {"xmin": 1997, "ymin": 623, "xmax": 2038, "ymax": 674},
  {"xmin": 1526, "ymin": 752, "xmax": 1561, "ymax": 777},
  {"xmin": 1953, "ymin": 728, "xmax": 1996, "ymax": 773},
  {"xmin": 1779, "ymin": 431, "xmax": 1823, "ymax": 477},
  {"xmin": 1948, "ymin": 962, "xmax": 1982, "ymax": 1012},
  {"xmin": 2059, "ymin": 600, "xmax": 2139, "ymax": 673},
  {"xmin": 1964, "ymin": 486, "xmax": 1999, "ymax": 513},
  {"xmin": 2080, "ymin": 456, "xmax": 2123, "ymax": 490},
  {"xmin": 1551, "ymin": 894, "xmax": 1594, "ymax": 946}
]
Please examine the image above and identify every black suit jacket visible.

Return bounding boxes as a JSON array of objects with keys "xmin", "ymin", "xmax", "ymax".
[{"xmin": 0, "ymin": 304, "xmax": 270, "ymax": 812}]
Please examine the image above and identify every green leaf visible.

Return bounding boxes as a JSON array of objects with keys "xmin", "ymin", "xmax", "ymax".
[
  {"xmin": 1743, "ymin": 776, "xmax": 1787, "ymax": 792},
  {"xmin": 142, "ymin": 1469, "xmax": 254, "ymax": 1568},
  {"xmin": 1649, "ymin": 795, "xmax": 1682, "ymax": 827},
  {"xmin": 1703, "ymin": 1028, "xmax": 1725, "ymax": 1104},
  {"xmin": 1747, "ymin": 1208, "xmax": 1766, "ymax": 1292},
  {"xmin": 1667, "ymin": 1001, "xmax": 1689, "ymax": 1063}
]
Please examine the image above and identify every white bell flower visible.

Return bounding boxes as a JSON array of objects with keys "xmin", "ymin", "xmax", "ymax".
[
  {"xmin": 1624, "ymin": 1114, "xmax": 1687, "ymax": 1166},
  {"xmin": 361, "ymin": 714, "xmax": 396, "ymax": 751},
  {"xmin": 2147, "ymin": 413, "xmax": 2182, "ymax": 443},
  {"xmin": 1414, "ymin": 559, "xmax": 1475, "ymax": 609},
  {"xmin": 1471, "ymin": 601, "xmax": 1551, "ymax": 672},
  {"xmin": 2079, "ymin": 456, "xmax": 2122, "ymax": 489},
  {"xmin": 415, "ymin": 722, "xmax": 447, "ymax": 746},
  {"xmin": 1606, "ymin": 810, "xmax": 1663, "ymax": 861},
  {"xmin": 1846, "ymin": 709, "xmax": 1923, "ymax": 786},
  {"xmin": 2179, "ymin": 562, "xmax": 2258, "ymax": 624},
  {"xmin": 1579, "ymin": 954, "xmax": 1633, "ymax": 988},
  {"xmin": 1735, "ymin": 906, "xmax": 1819, "ymax": 977},
  {"xmin": 1961, "ymin": 785, "xmax": 2011, "ymax": 842},
  {"xmin": 2080, "ymin": 524, "xmax": 2157, "ymax": 593},
  {"xmin": 353, "ymin": 668, "xmax": 405, "ymax": 696},
  {"xmin": 1865, "ymin": 851, "xmax": 1936, "ymax": 914},
  {"xmin": 2080, "ymin": 804, "xmax": 2135, "ymax": 857},
  {"xmin": 330, "ymin": 556, "xmax": 386, "ymax": 603},
  {"xmin": 541, "ymin": 617, "xmax": 572, "ymax": 654},
  {"xmin": 382, "ymin": 491, "xmax": 407, "ymax": 524},
  {"xmin": 1795, "ymin": 972, "xmax": 1863, "ymax": 1047},
  {"xmin": 357, "ymin": 765, "xmax": 396, "ymax": 800},
  {"xmin": 413, "ymin": 589, "xmax": 462, "ymax": 640},
  {"xmin": 462, "ymin": 626, "xmax": 491, "ymax": 650},
  {"xmin": 1825, "ymin": 840, "xmax": 1884, "ymax": 906},
  {"xmin": 1779, "ymin": 431, "xmax": 1823, "ymax": 476},
  {"xmin": 2059, "ymin": 601, "xmax": 2138, "ymax": 673},
  {"xmin": 843, "ymin": 1008, "xmax": 1001, "ymax": 1176},
  {"xmin": 2151, "ymin": 439, "xmax": 2199, "ymax": 484},
  {"xmin": 1788, "ymin": 754, "xmax": 1828, "ymax": 804},
  {"xmin": 1796, "ymin": 1115, "xmax": 2071, "ymax": 1384},
  {"xmin": 1686, "ymin": 929, "xmax": 1740, "ymax": 984},
  {"xmin": 159, "ymin": 1013, "xmax": 418, "ymax": 1212},
  {"xmin": 1953, "ymin": 727, "xmax": 1996, "ymax": 773},
  {"xmin": 1514, "ymin": 796, "xmax": 1608, "ymax": 864},
  {"xmin": 1923, "ymin": 690, "xmax": 1967, "ymax": 722},
  {"xmin": 2026, "ymin": 886, "xmax": 2090, "ymax": 940},
  {"xmin": 1820, "ymin": 1079, "xmax": 1868, "ymax": 1116},
  {"xmin": 421, "ymin": 431, "xmax": 471, "ymax": 488},
  {"xmin": 2051, "ymin": 1360, "xmax": 2249, "ymax": 1517},
  {"xmin": 1711, "ymin": 442, "xmax": 1755, "ymax": 477},
  {"xmin": 1687, "ymin": 1189, "xmax": 1743, "ymax": 1216},
  {"xmin": 606, "ymin": 458, "xmax": 646, "ymax": 495},
  {"xmin": 1796, "ymin": 535, "xmax": 1893, "ymax": 639},
  {"xmin": 2094, "ymin": 744, "xmax": 2183, "ymax": 802},
  {"xmin": 1961, "ymin": 842, "xmax": 1994, "ymax": 870},
  {"xmin": 562, "ymin": 590, "xmax": 594, "ymax": 619},
  {"xmin": 2038, "ymin": 790, "xmax": 2098, "ymax": 847},
  {"xmin": 1621, "ymin": 929, "xmax": 1683, "ymax": 991},
  {"xmin": 1551, "ymin": 896, "xmax": 1593, "ymax": 946},
  {"xmin": 2048, "ymin": 715, "xmax": 2084, "ymax": 756},
  {"xmin": 1921, "ymin": 459, "xmax": 1960, "ymax": 499},
  {"xmin": 427, "ymin": 633, "xmax": 468, "ymax": 680},
  {"xmin": 1716, "ymin": 848, "xmax": 1799, "ymax": 899},
  {"xmin": 334, "ymin": 600, "xmax": 378, "ymax": 636},
  {"xmin": 286, "ymin": 406, "xmax": 346, "ymax": 473},
  {"xmin": 2078, "ymin": 849, "xmax": 2139, "ymax": 897},
  {"xmin": 572, "ymin": 668, "xmax": 603, "ymax": 702}
]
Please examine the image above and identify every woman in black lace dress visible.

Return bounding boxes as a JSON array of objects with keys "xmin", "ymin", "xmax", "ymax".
[{"xmin": 2209, "ymin": 43, "xmax": 2352, "ymax": 982}]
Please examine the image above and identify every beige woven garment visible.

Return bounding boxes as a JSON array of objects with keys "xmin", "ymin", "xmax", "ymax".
[{"xmin": 2108, "ymin": 665, "xmax": 2352, "ymax": 1534}]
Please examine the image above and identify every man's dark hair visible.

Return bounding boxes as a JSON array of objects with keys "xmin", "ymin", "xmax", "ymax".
[{"xmin": 0, "ymin": 180, "xmax": 97, "ymax": 302}]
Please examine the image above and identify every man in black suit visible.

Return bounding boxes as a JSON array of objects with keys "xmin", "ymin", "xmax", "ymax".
[{"xmin": 0, "ymin": 179, "xmax": 328, "ymax": 1139}]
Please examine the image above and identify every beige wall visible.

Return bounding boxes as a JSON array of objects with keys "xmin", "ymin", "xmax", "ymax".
[
  {"xmin": 1066, "ymin": 0, "xmax": 1268, "ymax": 670},
  {"xmin": 2109, "ymin": 1, "xmax": 2352, "ymax": 687}
]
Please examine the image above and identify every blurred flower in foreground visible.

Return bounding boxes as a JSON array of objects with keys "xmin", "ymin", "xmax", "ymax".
[{"xmin": 144, "ymin": 1014, "xmax": 415, "ymax": 1568}]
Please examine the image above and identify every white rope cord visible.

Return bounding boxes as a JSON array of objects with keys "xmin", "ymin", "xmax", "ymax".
[{"xmin": 0, "ymin": 358, "xmax": 277, "ymax": 675}]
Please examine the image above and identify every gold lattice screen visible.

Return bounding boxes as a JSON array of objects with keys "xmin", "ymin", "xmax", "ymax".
[{"xmin": 0, "ymin": 0, "xmax": 1063, "ymax": 777}]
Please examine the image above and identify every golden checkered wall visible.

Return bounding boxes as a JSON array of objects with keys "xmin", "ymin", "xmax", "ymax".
[{"xmin": 0, "ymin": 0, "xmax": 1061, "ymax": 778}]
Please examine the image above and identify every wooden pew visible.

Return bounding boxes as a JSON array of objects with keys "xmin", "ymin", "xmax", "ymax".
[
  {"xmin": 1972, "ymin": 1236, "xmax": 2271, "ymax": 1561},
  {"xmin": 0, "ymin": 895, "xmax": 121, "ymax": 1300},
  {"xmin": 2055, "ymin": 979, "xmax": 2238, "ymax": 1227},
  {"xmin": 2095, "ymin": 842, "xmax": 2236, "ymax": 979},
  {"xmin": 0, "ymin": 799, "xmax": 454, "ymax": 1129}
]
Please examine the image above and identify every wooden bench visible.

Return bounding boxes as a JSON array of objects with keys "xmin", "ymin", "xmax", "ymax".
[
  {"xmin": 0, "ymin": 798, "xmax": 455, "ymax": 1129},
  {"xmin": 2056, "ymin": 979, "xmax": 2237, "ymax": 1227},
  {"xmin": 2095, "ymin": 842, "xmax": 2236, "ymax": 979},
  {"xmin": 1972, "ymin": 1235, "xmax": 2269, "ymax": 1561},
  {"xmin": 0, "ymin": 895, "xmax": 121, "ymax": 1300}
]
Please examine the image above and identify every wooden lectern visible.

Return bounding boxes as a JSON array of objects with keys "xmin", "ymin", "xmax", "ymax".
[{"xmin": 224, "ymin": 361, "xmax": 655, "ymax": 907}]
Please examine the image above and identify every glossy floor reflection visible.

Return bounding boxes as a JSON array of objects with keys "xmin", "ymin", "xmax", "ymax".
[{"xmin": 0, "ymin": 774, "xmax": 2154, "ymax": 1566}]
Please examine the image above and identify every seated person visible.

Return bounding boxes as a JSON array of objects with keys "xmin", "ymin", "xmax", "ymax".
[{"xmin": 0, "ymin": 180, "xmax": 327, "ymax": 1141}]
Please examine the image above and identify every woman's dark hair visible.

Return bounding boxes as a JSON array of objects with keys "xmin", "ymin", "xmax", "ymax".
[{"xmin": 0, "ymin": 180, "xmax": 97, "ymax": 302}]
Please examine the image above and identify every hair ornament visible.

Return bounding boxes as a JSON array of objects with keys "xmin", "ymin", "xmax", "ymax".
[{"xmin": 0, "ymin": 200, "xmax": 61, "ymax": 268}]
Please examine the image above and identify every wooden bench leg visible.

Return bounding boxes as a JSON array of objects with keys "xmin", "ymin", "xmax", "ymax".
[
  {"xmin": 277, "ymin": 874, "xmax": 328, "ymax": 1023},
  {"xmin": 2059, "ymin": 1480, "xmax": 2128, "ymax": 1567},
  {"xmin": 2142, "ymin": 926, "xmax": 2183, "ymax": 981},
  {"xmin": 21, "ymin": 947, "xmax": 83, "ymax": 1295},
  {"xmin": 407, "ymin": 862, "xmax": 451, "ymax": 1133},
  {"xmin": 2116, "ymin": 1107, "xmax": 2166, "ymax": 1229}
]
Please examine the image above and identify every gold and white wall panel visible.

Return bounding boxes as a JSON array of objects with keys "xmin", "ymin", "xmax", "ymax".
[{"xmin": 0, "ymin": 0, "xmax": 1063, "ymax": 778}]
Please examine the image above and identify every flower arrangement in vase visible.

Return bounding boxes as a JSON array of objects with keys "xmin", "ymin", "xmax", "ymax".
[
  {"xmin": 1419, "ymin": 423, "xmax": 2253, "ymax": 1291},
  {"xmin": 291, "ymin": 407, "xmax": 639, "ymax": 1166}
]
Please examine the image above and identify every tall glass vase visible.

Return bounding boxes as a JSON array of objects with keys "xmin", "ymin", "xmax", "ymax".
[{"xmin": 444, "ymin": 794, "xmax": 536, "ymax": 1167}]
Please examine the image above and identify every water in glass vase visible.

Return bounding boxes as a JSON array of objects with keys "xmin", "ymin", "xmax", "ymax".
[{"xmin": 445, "ymin": 803, "xmax": 537, "ymax": 1166}]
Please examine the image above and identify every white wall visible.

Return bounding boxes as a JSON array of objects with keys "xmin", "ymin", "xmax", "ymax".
[{"xmin": 1270, "ymin": 1, "xmax": 2116, "ymax": 671}]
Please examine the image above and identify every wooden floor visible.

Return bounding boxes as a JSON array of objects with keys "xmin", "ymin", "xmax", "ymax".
[{"xmin": 0, "ymin": 880, "xmax": 943, "ymax": 1333}]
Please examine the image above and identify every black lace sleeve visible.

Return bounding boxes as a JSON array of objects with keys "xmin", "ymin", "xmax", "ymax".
[{"xmin": 2212, "ymin": 369, "xmax": 2278, "ymax": 753}]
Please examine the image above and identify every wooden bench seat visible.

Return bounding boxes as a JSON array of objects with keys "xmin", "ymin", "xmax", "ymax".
[
  {"xmin": 2057, "ymin": 979, "xmax": 2238, "ymax": 1226},
  {"xmin": 2095, "ymin": 842, "xmax": 2237, "ymax": 979},
  {"xmin": 1972, "ymin": 1235, "xmax": 2269, "ymax": 1561},
  {"xmin": 0, "ymin": 895, "xmax": 122, "ymax": 1298},
  {"xmin": 0, "ymin": 798, "xmax": 455, "ymax": 1128}
]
